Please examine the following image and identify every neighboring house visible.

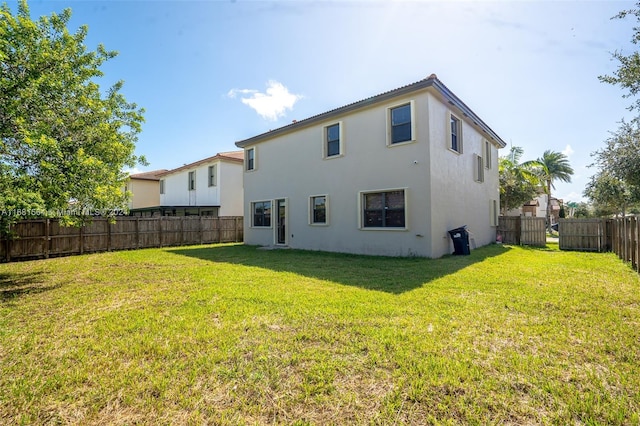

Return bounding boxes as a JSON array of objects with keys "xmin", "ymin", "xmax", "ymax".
[
  {"xmin": 506, "ymin": 195, "xmax": 563, "ymax": 224},
  {"xmin": 154, "ymin": 151, "xmax": 244, "ymax": 217},
  {"xmin": 235, "ymin": 74, "xmax": 506, "ymax": 258},
  {"xmin": 126, "ymin": 170, "xmax": 168, "ymax": 213},
  {"xmin": 522, "ymin": 199, "xmax": 539, "ymax": 217}
]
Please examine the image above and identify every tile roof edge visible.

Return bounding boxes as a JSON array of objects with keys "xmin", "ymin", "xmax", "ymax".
[{"xmin": 235, "ymin": 74, "xmax": 506, "ymax": 149}]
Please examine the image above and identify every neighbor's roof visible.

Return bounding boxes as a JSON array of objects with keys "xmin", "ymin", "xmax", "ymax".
[
  {"xmin": 129, "ymin": 169, "xmax": 168, "ymax": 181},
  {"xmin": 235, "ymin": 74, "xmax": 507, "ymax": 149},
  {"xmin": 157, "ymin": 151, "xmax": 244, "ymax": 177}
]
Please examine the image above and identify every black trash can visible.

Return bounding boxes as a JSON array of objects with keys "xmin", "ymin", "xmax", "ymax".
[{"xmin": 448, "ymin": 225, "xmax": 471, "ymax": 255}]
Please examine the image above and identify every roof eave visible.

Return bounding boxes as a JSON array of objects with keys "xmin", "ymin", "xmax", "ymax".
[
  {"xmin": 158, "ymin": 153, "xmax": 243, "ymax": 177},
  {"xmin": 235, "ymin": 76, "xmax": 507, "ymax": 149}
]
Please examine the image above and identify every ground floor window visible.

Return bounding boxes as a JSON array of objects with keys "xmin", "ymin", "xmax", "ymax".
[
  {"xmin": 362, "ymin": 189, "xmax": 406, "ymax": 228},
  {"xmin": 310, "ymin": 195, "xmax": 327, "ymax": 224},
  {"xmin": 252, "ymin": 201, "xmax": 271, "ymax": 227}
]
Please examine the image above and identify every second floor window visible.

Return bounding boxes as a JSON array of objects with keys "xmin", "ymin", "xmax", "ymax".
[
  {"xmin": 246, "ymin": 148, "xmax": 255, "ymax": 171},
  {"xmin": 390, "ymin": 104, "xmax": 412, "ymax": 144},
  {"xmin": 208, "ymin": 165, "xmax": 217, "ymax": 187},
  {"xmin": 450, "ymin": 115, "xmax": 462, "ymax": 153},
  {"xmin": 475, "ymin": 154, "xmax": 484, "ymax": 183},
  {"xmin": 188, "ymin": 171, "xmax": 196, "ymax": 191},
  {"xmin": 326, "ymin": 124, "xmax": 340, "ymax": 157},
  {"xmin": 485, "ymin": 140, "xmax": 492, "ymax": 169}
]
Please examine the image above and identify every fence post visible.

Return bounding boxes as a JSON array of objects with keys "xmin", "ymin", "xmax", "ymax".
[
  {"xmin": 159, "ymin": 217, "xmax": 163, "ymax": 248},
  {"xmin": 135, "ymin": 217, "xmax": 140, "ymax": 250},
  {"xmin": 632, "ymin": 216, "xmax": 638, "ymax": 272},
  {"xmin": 235, "ymin": 217, "xmax": 239, "ymax": 242},
  {"xmin": 626, "ymin": 217, "xmax": 630, "ymax": 262},
  {"xmin": 636, "ymin": 217, "xmax": 640, "ymax": 273},
  {"xmin": 199, "ymin": 216, "xmax": 203, "ymax": 245},
  {"xmin": 79, "ymin": 224, "xmax": 84, "ymax": 255},
  {"xmin": 5, "ymin": 223, "xmax": 11, "ymax": 263},
  {"xmin": 44, "ymin": 219, "xmax": 50, "ymax": 259}
]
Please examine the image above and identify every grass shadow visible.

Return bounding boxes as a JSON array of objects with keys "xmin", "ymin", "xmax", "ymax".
[
  {"xmin": 0, "ymin": 271, "xmax": 56, "ymax": 302},
  {"xmin": 168, "ymin": 243, "xmax": 512, "ymax": 294}
]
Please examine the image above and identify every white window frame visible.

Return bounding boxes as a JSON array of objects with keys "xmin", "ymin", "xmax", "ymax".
[
  {"xmin": 474, "ymin": 154, "xmax": 484, "ymax": 183},
  {"xmin": 484, "ymin": 140, "xmax": 492, "ymax": 170},
  {"xmin": 251, "ymin": 200, "xmax": 272, "ymax": 228},
  {"xmin": 309, "ymin": 194, "xmax": 329, "ymax": 226},
  {"xmin": 188, "ymin": 171, "xmax": 196, "ymax": 191},
  {"xmin": 449, "ymin": 112, "xmax": 463, "ymax": 154},
  {"xmin": 323, "ymin": 122, "xmax": 344, "ymax": 159},
  {"xmin": 358, "ymin": 188, "xmax": 409, "ymax": 231},
  {"xmin": 246, "ymin": 147, "xmax": 256, "ymax": 171},
  {"xmin": 208, "ymin": 165, "xmax": 217, "ymax": 187},
  {"xmin": 386, "ymin": 100, "xmax": 416, "ymax": 147}
]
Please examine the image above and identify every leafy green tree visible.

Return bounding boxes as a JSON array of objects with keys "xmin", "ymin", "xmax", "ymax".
[
  {"xmin": 0, "ymin": 1, "xmax": 145, "ymax": 234},
  {"xmin": 498, "ymin": 146, "xmax": 542, "ymax": 215},
  {"xmin": 599, "ymin": 2, "xmax": 640, "ymax": 111},
  {"xmin": 573, "ymin": 202, "xmax": 593, "ymax": 218},
  {"xmin": 525, "ymin": 150, "xmax": 574, "ymax": 230},
  {"xmin": 591, "ymin": 119, "xmax": 640, "ymax": 190},
  {"xmin": 584, "ymin": 171, "xmax": 637, "ymax": 217}
]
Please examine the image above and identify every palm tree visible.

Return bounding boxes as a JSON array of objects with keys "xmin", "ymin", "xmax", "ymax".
[
  {"xmin": 529, "ymin": 150, "xmax": 574, "ymax": 230},
  {"xmin": 499, "ymin": 146, "xmax": 543, "ymax": 215}
]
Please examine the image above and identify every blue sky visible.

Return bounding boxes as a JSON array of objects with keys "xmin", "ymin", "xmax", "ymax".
[{"xmin": 10, "ymin": 0, "xmax": 639, "ymax": 203}]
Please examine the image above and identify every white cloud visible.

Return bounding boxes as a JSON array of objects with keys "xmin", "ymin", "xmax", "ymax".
[
  {"xmin": 228, "ymin": 80, "xmax": 302, "ymax": 121},
  {"xmin": 562, "ymin": 144, "xmax": 574, "ymax": 157},
  {"xmin": 227, "ymin": 88, "xmax": 257, "ymax": 99},
  {"xmin": 124, "ymin": 167, "xmax": 143, "ymax": 176}
]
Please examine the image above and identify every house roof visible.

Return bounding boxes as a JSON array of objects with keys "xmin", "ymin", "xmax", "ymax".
[
  {"xmin": 129, "ymin": 169, "xmax": 169, "ymax": 181},
  {"xmin": 157, "ymin": 151, "xmax": 244, "ymax": 177},
  {"xmin": 235, "ymin": 74, "xmax": 507, "ymax": 149}
]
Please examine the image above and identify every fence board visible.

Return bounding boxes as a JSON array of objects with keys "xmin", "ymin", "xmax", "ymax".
[{"xmin": 1, "ymin": 216, "xmax": 243, "ymax": 262}]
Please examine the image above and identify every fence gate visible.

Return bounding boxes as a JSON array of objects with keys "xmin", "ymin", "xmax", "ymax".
[
  {"xmin": 498, "ymin": 216, "xmax": 545, "ymax": 246},
  {"xmin": 558, "ymin": 219, "xmax": 606, "ymax": 252},
  {"xmin": 520, "ymin": 217, "xmax": 546, "ymax": 246}
]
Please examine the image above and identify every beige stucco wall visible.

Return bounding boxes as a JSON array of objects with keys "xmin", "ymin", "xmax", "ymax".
[
  {"xmin": 127, "ymin": 179, "xmax": 160, "ymax": 209},
  {"xmin": 242, "ymin": 87, "xmax": 501, "ymax": 258},
  {"xmin": 219, "ymin": 160, "xmax": 244, "ymax": 216},
  {"xmin": 426, "ymin": 92, "xmax": 500, "ymax": 256}
]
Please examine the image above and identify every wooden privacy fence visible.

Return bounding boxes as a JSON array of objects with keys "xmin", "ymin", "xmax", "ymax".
[
  {"xmin": 497, "ymin": 216, "xmax": 546, "ymax": 246},
  {"xmin": 1, "ymin": 216, "xmax": 243, "ymax": 262},
  {"xmin": 559, "ymin": 217, "xmax": 639, "ymax": 273},
  {"xmin": 558, "ymin": 219, "xmax": 609, "ymax": 252},
  {"xmin": 610, "ymin": 216, "xmax": 639, "ymax": 273}
]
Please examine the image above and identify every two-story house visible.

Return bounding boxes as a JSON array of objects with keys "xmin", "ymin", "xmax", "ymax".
[
  {"xmin": 126, "ymin": 169, "xmax": 168, "ymax": 215},
  {"xmin": 155, "ymin": 151, "xmax": 244, "ymax": 217},
  {"xmin": 235, "ymin": 74, "xmax": 506, "ymax": 258}
]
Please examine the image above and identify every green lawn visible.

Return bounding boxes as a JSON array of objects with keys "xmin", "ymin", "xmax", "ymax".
[{"xmin": 1, "ymin": 243, "xmax": 639, "ymax": 425}]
